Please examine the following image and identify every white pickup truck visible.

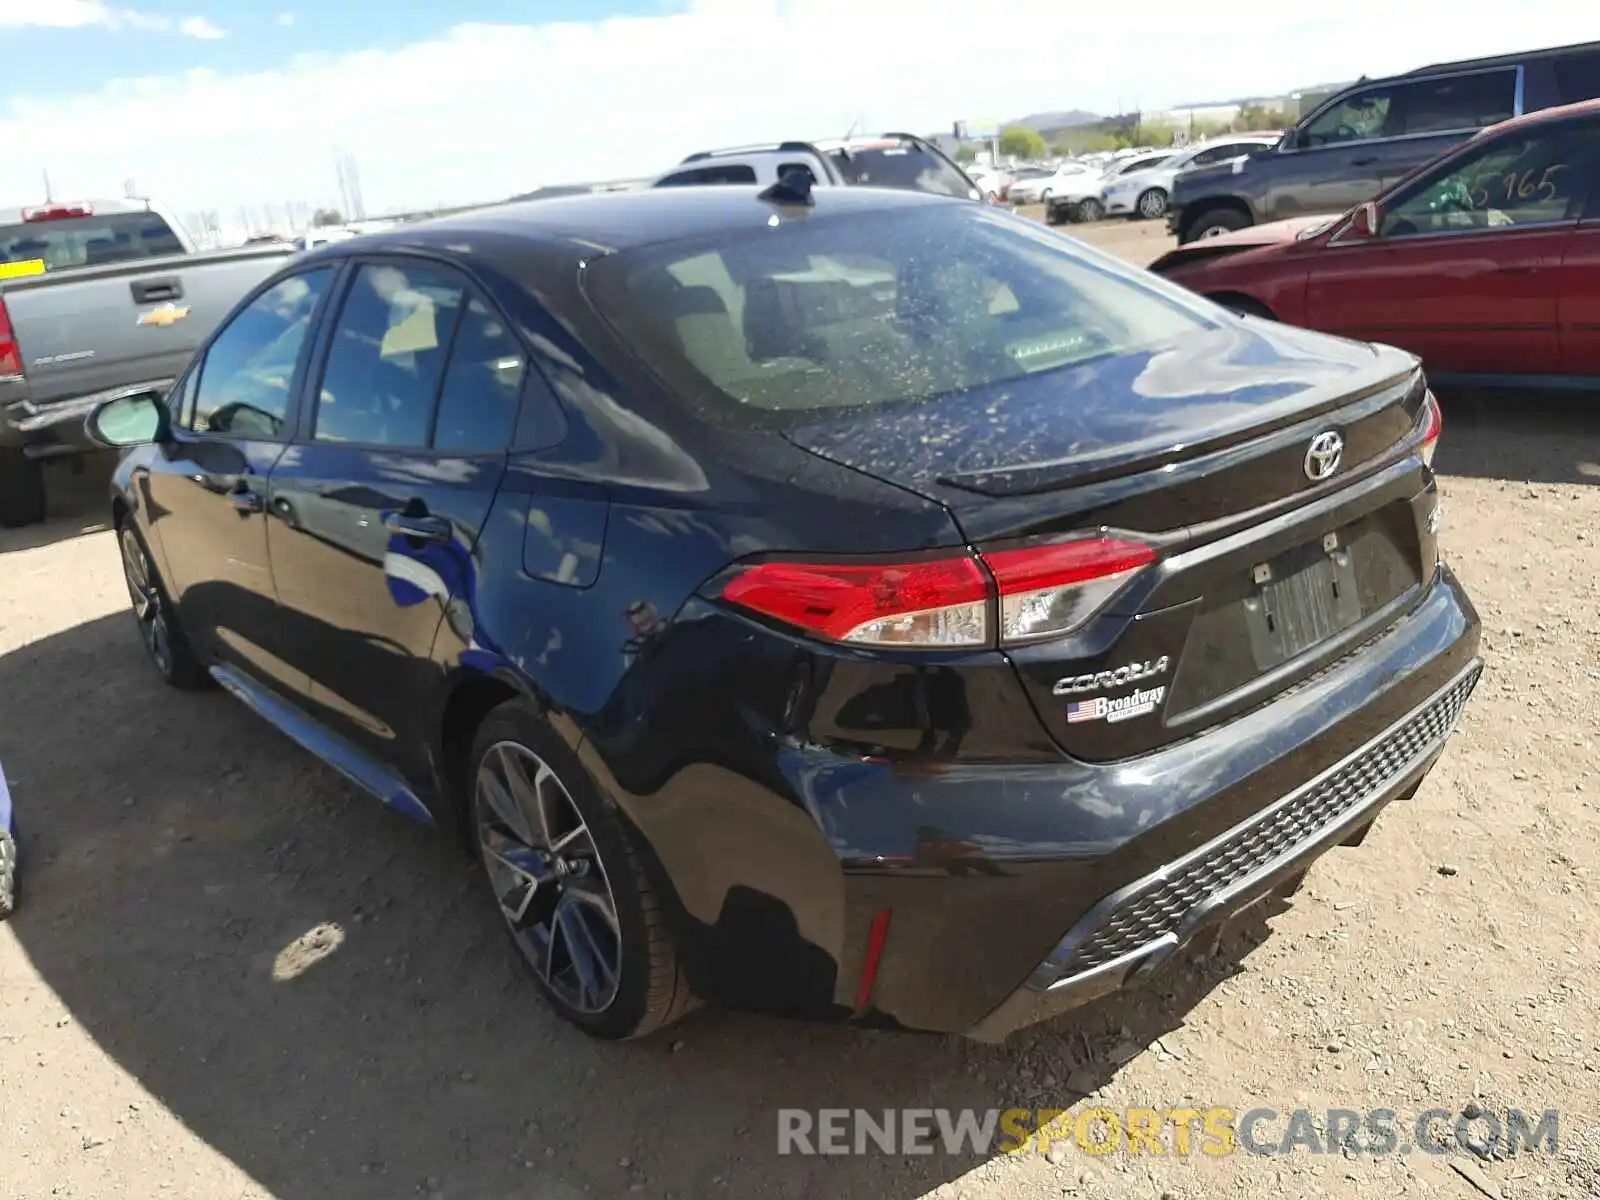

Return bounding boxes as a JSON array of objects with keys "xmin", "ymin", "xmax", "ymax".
[{"xmin": 0, "ymin": 198, "xmax": 297, "ymax": 526}]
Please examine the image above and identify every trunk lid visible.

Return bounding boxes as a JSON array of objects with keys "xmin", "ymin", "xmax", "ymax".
[{"xmin": 785, "ymin": 321, "xmax": 1436, "ymax": 759}]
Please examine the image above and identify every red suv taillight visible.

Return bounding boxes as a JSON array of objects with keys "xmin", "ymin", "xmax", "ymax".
[
  {"xmin": 0, "ymin": 296, "xmax": 21, "ymax": 378},
  {"xmin": 719, "ymin": 536, "xmax": 1157, "ymax": 649},
  {"xmin": 1417, "ymin": 389, "xmax": 1442, "ymax": 468}
]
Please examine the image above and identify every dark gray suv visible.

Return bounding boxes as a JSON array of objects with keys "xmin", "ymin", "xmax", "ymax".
[{"xmin": 1169, "ymin": 40, "xmax": 1600, "ymax": 243}]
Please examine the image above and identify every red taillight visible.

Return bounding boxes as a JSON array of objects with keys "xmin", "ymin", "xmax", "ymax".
[
  {"xmin": 1417, "ymin": 389, "xmax": 1442, "ymax": 468},
  {"xmin": 0, "ymin": 297, "xmax": 21, "ymax": 378},
  {"xmin": 721, "ymin": 556, "xmax": 989, "ymax": 647},
  {"xmin": 984, "ymin": 537, "xmax": 1158, "ymax": 644},
  {"xmin": 719, "ymin": 535, "xmax": 1156, "ymax": 649},
  {"xmin": 22, "ymin": 202, "xmax": 92, "ymax": 221}
]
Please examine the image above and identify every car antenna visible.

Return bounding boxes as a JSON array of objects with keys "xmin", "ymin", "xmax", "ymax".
[{"xmin": 758, "ymin": 166, "xmax": 815, "ymax": 207}]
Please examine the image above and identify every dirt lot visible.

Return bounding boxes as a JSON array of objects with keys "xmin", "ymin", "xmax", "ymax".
[{"xmin": 2, "ymin": 219, "xmax": 1598, "ymax": 1200}]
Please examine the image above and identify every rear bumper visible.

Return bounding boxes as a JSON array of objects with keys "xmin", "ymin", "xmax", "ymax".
[
  {"xmin": 823, "ymin": 563, "xmax": 1476, "ymax": 1035},
  {"xmin": 967, "ymin": 653, "xmax": 1478, "ymax": 1041}
]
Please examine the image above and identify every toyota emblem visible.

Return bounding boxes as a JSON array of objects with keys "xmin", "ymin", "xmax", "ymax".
[{"xmin": 1304, "ymin": 431, "xmax": 1344, "ymax": 481}]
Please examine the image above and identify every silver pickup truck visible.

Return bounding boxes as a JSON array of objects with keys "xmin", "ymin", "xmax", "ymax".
[{"xmin": 0, "ymin": 198, "xmax": 296, "ymax": 526}]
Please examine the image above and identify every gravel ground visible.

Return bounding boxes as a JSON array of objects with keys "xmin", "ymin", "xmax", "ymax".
[{"xmin": 1, "ymin": 218, "xmax": 1597, "ymax": 1200}]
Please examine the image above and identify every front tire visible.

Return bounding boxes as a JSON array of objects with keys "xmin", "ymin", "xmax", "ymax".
[
  {"xmin": 468, "ymin": 700, "xmax": 695, "ymax": 1039},
  {"xmin": 1135, "ymin": 188, "xmax": 1168, "ymax": 220},
  {"xmin": 0, "ymin": 448, "xmax": 46, "ymax": 529},
  {"xmin": 118, "ymin": 520, "xmax": 206, "ymax": 689},
  {"xmin": 1073, "ymin": 197, "xmax": 1104, "ymax": 223},
  {"xmin": 1185, "ymin": 208, "xmax": 1251, "ymax": 243}
]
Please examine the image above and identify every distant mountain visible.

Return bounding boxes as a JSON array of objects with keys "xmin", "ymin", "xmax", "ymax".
[{"xmin": 1006, "ymin": 110, "xmax": 1101, "ymax": 132}]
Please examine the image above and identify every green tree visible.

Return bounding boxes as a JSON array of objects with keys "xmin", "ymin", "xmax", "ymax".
[
  {"xmin": 954, "ymin": 145, "xmax": 978, "ymax": 164},
  {"xmin": 1233, "ymin": 104, "xmax": 1294, "ymax": 132},
  {"xmin": 998, "ymin": 125, "xmax": 1047, "ymax": 160},
  {"xmin": 311, "ymin": 207, "xmax": 345, "ymax": 228}
]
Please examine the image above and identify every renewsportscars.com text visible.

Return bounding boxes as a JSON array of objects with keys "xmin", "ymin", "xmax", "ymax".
[{"xmin": 776, "ymin": 1106, "xmax": 1560, "ymax": 1158}]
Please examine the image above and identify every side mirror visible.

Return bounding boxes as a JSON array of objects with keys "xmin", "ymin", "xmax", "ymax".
[
  {"xmin": 1347, "ymin": 201, "xmax": 1380, "ymax": 239},
  {"xmin": 85, "ymin": 387, "xmax": 171, "ymax": 448}
]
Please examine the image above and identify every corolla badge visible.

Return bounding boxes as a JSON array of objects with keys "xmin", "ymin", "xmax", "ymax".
[
  {"xmin": 1052, "ymin": 655, "xmax": 1170, "ymax": 697},
  {"xmin": 1303, "ymin": 430, "xmax": 1344, "ymax": 482}
]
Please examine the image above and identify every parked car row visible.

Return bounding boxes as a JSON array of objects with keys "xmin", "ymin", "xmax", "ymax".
[
  {"xmin": 1152, "ymin": 96, "xmax": 1600, "ymax": 390},
  {"xmin": 1168, "ymin": 39, "xmax": 1600, "ymax": 242}
]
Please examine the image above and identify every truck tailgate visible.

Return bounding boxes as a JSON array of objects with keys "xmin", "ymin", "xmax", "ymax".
[{"xmin": 0, "ymin": 243, "xmax": 295, "ymax": 409}]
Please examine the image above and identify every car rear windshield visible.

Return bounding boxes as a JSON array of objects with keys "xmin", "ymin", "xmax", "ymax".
[
  {"xmin": 827, "ymin": 144, "xmax": 976, "ymax": 198},
  {"xmin": 585, "ymin": 203, "xmax": 1219, "ymax": 424},
  {"xmin": 0, "ymin": 211, "xmax": 185, "ymax": 272}
]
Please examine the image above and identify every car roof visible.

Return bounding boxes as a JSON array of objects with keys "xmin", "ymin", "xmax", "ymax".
[{"xmin": 306, "ymin": 184, "xmax": 953, "ymax": 261}]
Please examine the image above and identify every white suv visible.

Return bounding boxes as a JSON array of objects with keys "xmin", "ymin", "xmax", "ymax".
[
  {"xmin": 653, "ymin": 134, "xmax": 986, "ymax": 201},
  {"xmin": 1099, "ymin": 135, "xmax": 1279, "ymax": 220}
]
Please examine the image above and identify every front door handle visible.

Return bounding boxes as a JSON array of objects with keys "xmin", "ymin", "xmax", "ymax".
[
  {"xmin": 227, "ymin": 482, "xmax": 263, "ymax": 513},
  {"xmin": 1350, "ymin": 156, "xmax": 1378, "ymax": 167},
  {"xmin": 382, "ymin": 511, "xmax": 452, "ymax": 542}
]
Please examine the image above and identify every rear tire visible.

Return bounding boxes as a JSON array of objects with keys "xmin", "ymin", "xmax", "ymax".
[
  {"xmin": 468, "ymin": 699, "xmax": 696, "ymax": 1040},
  {"xmin": 1073, "ymin": 197, "xmax": 1104, "ymax": 223},
  {"xmin": 1185, "ymin": 208, "xmax": 1251, "ymax": 243},
  {"xmin": 117, "ymin": 518, "xmax": 207, "ymax": 689},
  {"xmin": 1044, "ymin": 204, "xmax": 1067, "ymax": 226},
  {"xmin": 0, "ymin": 448, "xmax": 46, "ymax": 529}
]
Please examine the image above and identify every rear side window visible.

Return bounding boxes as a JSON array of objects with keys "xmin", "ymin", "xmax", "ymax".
[
  {"xmin": 829, "ymin": 145, "xmax": 975, "ymax": 198},
  {"xmin": 0, "ymin": 211, "xmax": 184, "ymax": 271},
  {"xmin": 432, "ymin": 297, "xmax": 527, "ymax": 453},
  {"xmin": 315, "ymin": 262, "xmax": 465, "ymax": 447},
  {"xmin": 656, "ymin": 164, "xmax": 759, "ymax": 187},
  {"xmin": 587, "ymin": 205, "xmax": 1216, "ymax": 422},
  {"xmin": 1553, "ymin": 52, "xmax": 1600, "ymax": 104},
  {"xmin": 1393, "ymin": 70, "xmax": 1517, "ymax": 136}
]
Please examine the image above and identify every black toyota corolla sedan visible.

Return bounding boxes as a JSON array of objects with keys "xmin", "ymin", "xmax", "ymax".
[{"xmin": 87, "ymin": 183, "xmax": 1480, "ymax": 1041}]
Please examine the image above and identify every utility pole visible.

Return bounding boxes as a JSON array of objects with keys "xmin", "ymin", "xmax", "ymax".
[{"xmin": 41, "ymin": 169, "xmax": 53, "ymax": 202}]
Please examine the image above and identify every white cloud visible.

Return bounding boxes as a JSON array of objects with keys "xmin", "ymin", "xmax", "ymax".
[
  {"xmin": 0, "ymin": 0, "xmax": 1590, "ymax": 217},
  {"xmin": 177, "ymin": 14, "xmax": 224, "ymax": 39},
  {"xmin": 0, "ymin": 1, "xmax": 226, "ymax": 37},
  {"xmin": 276, "ymin": 11, "xmax": 295, "ymax": 27}
]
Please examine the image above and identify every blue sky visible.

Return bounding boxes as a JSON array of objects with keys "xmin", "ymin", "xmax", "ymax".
[
  {"xmin": 3, "ymin": 1, "xmax": 668, "ymax": 98},
  {"xmin": 0, "ymin": 1, "xmax": 1591, "ymax": 230}
]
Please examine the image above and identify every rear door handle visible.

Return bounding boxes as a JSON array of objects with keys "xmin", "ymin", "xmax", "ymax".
[{"xmin": 383, "ymin": 511, "xmax": 452, "ymax": 542}]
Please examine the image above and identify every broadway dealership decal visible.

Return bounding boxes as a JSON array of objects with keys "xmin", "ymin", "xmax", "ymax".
[{"xmin": 1066, "ymin": 685, "xmax": 1167, "ymax": 725}]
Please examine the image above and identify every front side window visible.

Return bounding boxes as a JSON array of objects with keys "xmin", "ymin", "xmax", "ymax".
[
  {"xmin": 314, "ymin": 262, "xmax": 466, "ymax": 446},
  {"xmin": 587, "ymin": 205, "xmax": 1218, "ymax": 423},
  {"xmin": 1302, "ymin": 87, "xmax": 1396, "ymax": 147},
  {"xmin": 190, "ymin": 268, "xmax": 333, "ymax": 437},
  {"xmin": 1379, "ymin": 123, "xmax": 1597, "ymax": 237}
]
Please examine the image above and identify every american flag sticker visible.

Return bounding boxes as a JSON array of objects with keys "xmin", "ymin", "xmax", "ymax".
[{"xmin": 1066, "ymin": 697, "xmax": 1108, "ymax": 724}]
